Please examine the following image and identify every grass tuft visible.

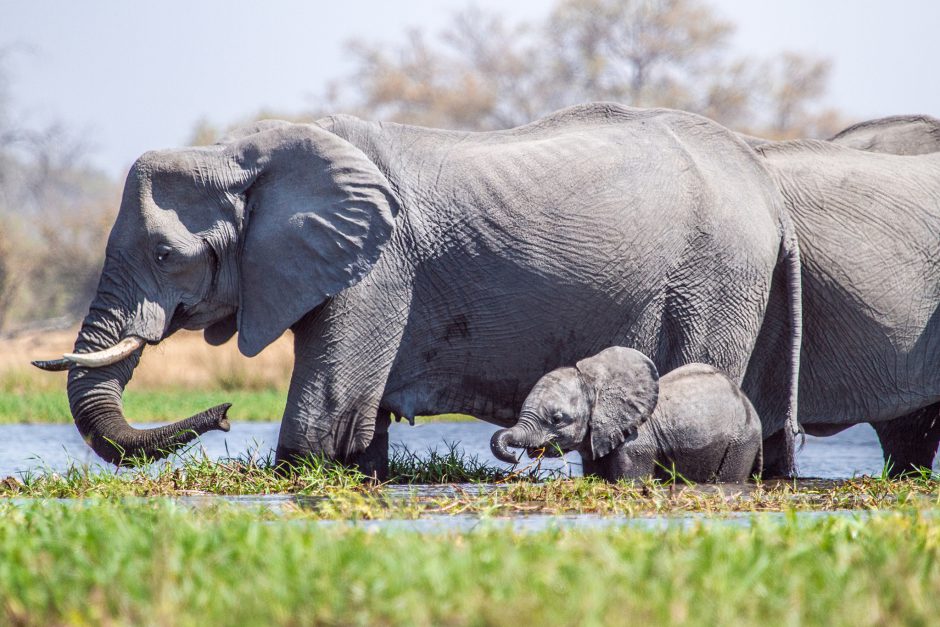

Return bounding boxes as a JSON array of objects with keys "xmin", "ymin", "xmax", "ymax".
[
  {"xmin": 7, "ymin": 449, "xmax": 371, "ymax": 500},
  {"xmin": 388, "ymin": 442, "xmax": 544, "ymax": 484}
]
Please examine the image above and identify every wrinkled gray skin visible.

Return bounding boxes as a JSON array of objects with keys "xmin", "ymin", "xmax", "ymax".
[
  {"xmin": 491, "ymin": 348, "xmax": 761, "ymax": 482},
  {"xmin": 748, "ymin": 132, "xmax": 940, "ymax": 475},
  {"xmin": 827, "ymin": 115, "xmax": 940, "ymax": 473},
  {"xmin": 829, "ymin": 115, "xmax": 940, "ymax": 155},
  {"xmin": 50, "ymin": 103, "xmax": 802, "ymax": 476},
  {"xmin": 737, "ymin": 115, "xmax": 940, "ymax": 156}
]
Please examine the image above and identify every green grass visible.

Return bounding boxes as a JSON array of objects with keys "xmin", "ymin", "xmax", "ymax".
[
  {"xmin": 0, "ymin": 388, "xmax": 474, "ymax": 423},
  {"xmin": 2, "ymin": 447, "xmax": 527, "ymax": 505},
  {"xmin": 0, "ymin": 389, "xmax": 287, "ymax": 423},
  {"xmin": 389, "ymin": 443, "xmax": 541, "ymax": 484},
  {"xmin": 0, "ymin": 500, "xmax": 937, "ymax": 625}
]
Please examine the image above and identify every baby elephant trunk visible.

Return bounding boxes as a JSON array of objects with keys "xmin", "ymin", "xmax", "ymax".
[{"xmin": 490, "ymin": 428, "xmax": 523, "ymax": 464}]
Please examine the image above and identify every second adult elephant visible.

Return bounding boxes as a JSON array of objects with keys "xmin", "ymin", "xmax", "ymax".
[
  {"xmin": 829, "ymin": 114, "xmax": 940, "ymax": 155},
  {"xmin": 35, "ymin": 103, "xmax": 802, "ymax": 478},
  {"xmin": 829, "ymin": 115, "xmax": 940, "ymax": 472},
  {"xmin": 745, "ymin": 137, "xmax": 940, "ymax": 475}
]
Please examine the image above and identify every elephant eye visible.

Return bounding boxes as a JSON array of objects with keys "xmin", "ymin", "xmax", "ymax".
[
  {"xmin": 552, "ymin": 411, "xmax": 567, "ymax": 424},
  {"xmin": 154, "ymin": 244, "xmax": 173, "ymax": 264}
]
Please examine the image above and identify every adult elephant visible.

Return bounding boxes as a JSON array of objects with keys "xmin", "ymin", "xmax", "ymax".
[
  {"xmin": 746, "ymin": 135, "xmax": 940, "ymax": 475},
  {"xmin": 35, "ymin": 103, "xmax": 802, "ymax": 478},
  {"xmin": 829, "ymin": 114, "xmax": 940, "ymax": 155},
  {"xmin": 831, "ymin": 115, "xmax": 940, "ymax": 472}
]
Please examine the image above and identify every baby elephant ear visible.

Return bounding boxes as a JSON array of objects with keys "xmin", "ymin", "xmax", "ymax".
[
  {"xmin": 576, "ymin": 347, "xmax": 660, "ymax": 459},
  {"xmin": 233, "ymin": 124, "xmax": 400, "ymax": 356}
]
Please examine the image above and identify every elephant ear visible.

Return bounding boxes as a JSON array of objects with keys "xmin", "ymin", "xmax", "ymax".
[
  {"xmin": 576, "ymin": 347, "xmax": 660, "ymax": 459},
  {"xmin": 232, "ymin": 124, "xmax": 400, "ymax": 356}
]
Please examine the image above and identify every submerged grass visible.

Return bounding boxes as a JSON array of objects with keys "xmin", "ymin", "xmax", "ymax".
[
  {"xmin": 0, "ymin": 500, "xmax": 939, "ymax": 625},
  {"xmin": 1, "ymin": 445, "xmax": 522, "ymax": 503},
  {"xmin": 2, "ymin": 446, "xmax": 938, "ymax": 518}
]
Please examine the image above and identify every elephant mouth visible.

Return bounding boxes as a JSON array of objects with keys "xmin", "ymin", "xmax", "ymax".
[
  {"xmin": 167, "ymin": 302, "xmax": 236, "ymax": 335},
  {"xmin": 527, "ymin": 445, "xmax": 564, "ymax": 459},
  {"xmin": 174, "ymin": 299, "xmax": 212, "ymax": 330},
  {"xmin": 165, "ymin": 303, "xmax": 193, "ymax": 335}
]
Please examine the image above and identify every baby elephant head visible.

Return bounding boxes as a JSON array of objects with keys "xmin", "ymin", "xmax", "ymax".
[{"xmin": 490, "ymin": 347, "xmax": 660, "ymax": 463}]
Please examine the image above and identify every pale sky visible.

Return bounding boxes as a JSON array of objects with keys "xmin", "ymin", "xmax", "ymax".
[{"xmin": 3, "ymin": 0, "xmax": 939, "ymax": 178}]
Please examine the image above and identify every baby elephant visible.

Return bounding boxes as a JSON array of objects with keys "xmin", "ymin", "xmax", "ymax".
[{"xmin": 490, "ymin": 347, "xmax": 762, "ymax": 482}]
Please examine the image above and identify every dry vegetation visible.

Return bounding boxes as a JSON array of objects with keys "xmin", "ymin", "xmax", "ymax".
[
  {"xmin": 0, "ymin": 328, "xmax": 470, "ymax": 424},
  {"xmin": 0, "ymin": 328, "xmax": 295, "ymax": 423},
  {"xmin": 1, "ymin": 327, "xmax": 294, "ymax": 392},
  {"xmin": 2, "ymin": 454, "xmax": 939, "ymax": 516}
]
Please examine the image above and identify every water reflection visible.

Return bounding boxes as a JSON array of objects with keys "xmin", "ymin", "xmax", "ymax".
[{"xmin": 0, "ymin": 420, "xmax": 934, "ymax": 479}]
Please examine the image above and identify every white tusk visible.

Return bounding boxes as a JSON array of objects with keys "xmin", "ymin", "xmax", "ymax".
[{"xmin": 63, "ymin": 336, "xmax": 145, "ymax": 368}]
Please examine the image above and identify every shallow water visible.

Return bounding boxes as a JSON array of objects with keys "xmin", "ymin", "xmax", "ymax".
[
  {"xmin": 11, "ymin": 489, "xmax": 916, "ymax": 531},
  {"xmin": 0, "ymin": 419, "xmax": 933, "ymax": 479},
  {"xmin": 297, "ymin": 508, "xmax": 911, "ymax": 533}
]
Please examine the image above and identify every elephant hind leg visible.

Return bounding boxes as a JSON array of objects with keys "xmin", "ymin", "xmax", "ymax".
[
  {"xmin": 350, "ymin": 408, "xmax": 392, "ymax": 482},
  {"xmin": 761, "ymin": 428, "xmax": 796, "ymax": 479},
  {"xmin": 871, "ymin": 405, "xmax": 940, "ymax": 477}
]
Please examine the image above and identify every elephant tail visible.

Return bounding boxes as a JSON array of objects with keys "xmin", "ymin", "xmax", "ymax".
[{"xmin": 781, "ymin": 220, "xmax": 803, "ymax": 443}]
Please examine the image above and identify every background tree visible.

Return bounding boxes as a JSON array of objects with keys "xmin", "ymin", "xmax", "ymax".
[
  {"xmin": 1, "ymin": 2, "xmax": 850, "ymax": 330},
  {"xmin": 193, "ymin": 0, "xmax": 845, "ymax": 143},
  {"xmin": 322, "ymin": 0, "xmax": 845, "ymax": 138},
  {"xmin": 0, "ymin": 50, "xmax": 115, "ymax": 333},
  {"xmin": 760, "ymin": 52, "xmax": 843, "ymax": 139}
]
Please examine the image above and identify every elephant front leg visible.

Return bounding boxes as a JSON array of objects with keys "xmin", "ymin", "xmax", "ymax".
[
  {"xmin": 581, "ymin": 444, "xmax": 653, "ymax": 482},
  {"xmin": 275, "ymin": 288, "xmax": 407, "ymax": 470},
  {"xmin": 580, "ymin": 456, "xmax": 608, "ymax": 480},
  {"xmin": 871, "ymin": 405, "xmax": 940, "ymax": 476}
]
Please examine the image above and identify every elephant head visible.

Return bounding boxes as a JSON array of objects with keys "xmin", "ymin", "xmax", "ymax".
[
  {"xmin": 490, "ymin": 346, "xmax": 660, "ymax": 463},
  {"xmin": 35, "ymin": 123, "xmax": 399, "ymax": 464}
]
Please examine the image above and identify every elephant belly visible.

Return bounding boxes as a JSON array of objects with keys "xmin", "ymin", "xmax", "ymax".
[
  {"xmin": 381, "ymin": 243, "xmax": 775, "ymax": 429},
  {"xmin": 785, "ymin": 162, "xmax": 940, "ymax": 427},
  {"xmin": 379, "ymin": 250, "xmax": 673, "ymax": 426},
  {"xmin": 381, "ymin": 375, "xmax": 522, "ymax": 427},
  {"xmin": 797, "ymin": 274, "xmax": 940, "ymax": 426},
  {"xmin": 382, "ymin": 320, "xmax": 656, "ymax": 428}
]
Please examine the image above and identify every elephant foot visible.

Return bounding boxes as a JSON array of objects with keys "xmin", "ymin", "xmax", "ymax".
[
  {"xmin": 351, "ymin": 430, "xmax": 389, "ymax": 482},
  {"xmin": 761, "ymin": 428, "xmax": 796, "ymax": 479},
  {"xmin": 871, "ymin": 405, "xmax": 940, "ymax": 477},
  {"xmin": 274, "ymin": 410, "xmax": 392, "ymax": 481},
  {"xmin": 350, "ymin": 409, "xmax": 392, "ymax": 482}
]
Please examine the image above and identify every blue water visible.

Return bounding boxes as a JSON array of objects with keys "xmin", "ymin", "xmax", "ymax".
[{"xmin": 0, "ymin": 420, "xmax": 922, "ymax": 480}]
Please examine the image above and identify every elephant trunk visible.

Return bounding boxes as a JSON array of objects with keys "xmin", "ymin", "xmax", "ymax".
[
  {"xmin": 66, "ymin": 303, "xmax": 230, "ymax": 466},
  {"xmin": 490, "ymin": 428, "xmax": 522, "ymax": 464}
]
